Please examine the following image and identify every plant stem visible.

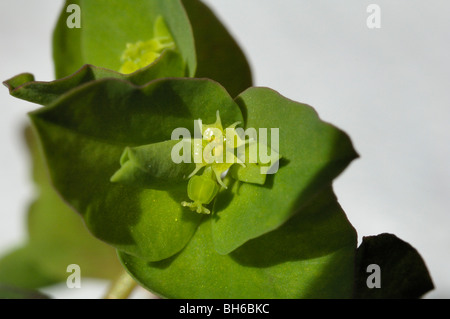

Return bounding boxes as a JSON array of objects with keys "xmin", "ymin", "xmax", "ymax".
[{"xmin": 104, "ymin": 271, "xmax": 138, "ymax": 299}]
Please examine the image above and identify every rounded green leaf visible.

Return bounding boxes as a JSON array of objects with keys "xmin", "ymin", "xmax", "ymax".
[
  {"xmin": 119, "ymin": 188, "xmax": 357, "ymax": 299},
  {"xmin": 28, "ymin": 78, "xmax": 244, "ymax": 261},
  {"xmin": 212, "ymin": 87, "xmax": 359, "ymax": 254}
]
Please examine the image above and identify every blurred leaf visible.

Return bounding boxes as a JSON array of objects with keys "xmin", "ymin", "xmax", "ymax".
[
  {"xmin": 0, "ymin": 127, "xmax": 123, "ymax": 289},
  {"xmin": 0, "ymin": 247, "xmax": 59, "ymax": 289},
  {"xmin": 0, "ymin": 284, "xmax": 50, "ymax": 299},
  {"xmin": 53, "ymin": 0, "xmax": 195, "ymax": 78},
  {"xmin": 119, "ymin": 187, "xmax": 357, "ymax": 298},
  {"xmin": 354, "ymin": 233, "xmax": 434, "ymax": 299}
]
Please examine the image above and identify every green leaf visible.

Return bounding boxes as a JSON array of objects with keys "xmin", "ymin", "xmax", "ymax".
[
  {"xmin": 212, "ymin": 87, "xmax": 359, "ymax": 254},
  {"xmin": 3, "ymin": 50, "xmax": 185, "ymax": 106},
  {"xmin": 0, "ymin": 247, "xmax": 60, "ymax": 290},
  {"xmin": 29, "ymin": 78, "xmax": 244, "ymax": 261},
  {"xmin": 0, "ymin": 284, "xmax": 50, "ymax": 299},
  {"xmin": 119, "ymin": 187, "xmax": 357, "ymax": 299},
  {"xmin": 53, "ymin": 0, "xmax": 195, "ymax": 78},
  {"xmin": 181, "ymin": 0, "xmax": 253, "ymax": 97},
  {"xmin": 354, "ymin": 233, "xmax": 434, "ymax": 299}
]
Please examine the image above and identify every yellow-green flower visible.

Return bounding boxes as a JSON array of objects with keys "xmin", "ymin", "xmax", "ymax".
[
  {"xmin": 119, "ymin": 16, "xmax": 175, "ymax": 74},
  {"xmin": 181, "ymin": 111, "xmax": 246, "ymax": 214}
]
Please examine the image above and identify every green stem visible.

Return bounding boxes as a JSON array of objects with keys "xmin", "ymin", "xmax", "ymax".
[{"xmin": 104, "ymin": 271, "xmax": 138, "ymax": 299}]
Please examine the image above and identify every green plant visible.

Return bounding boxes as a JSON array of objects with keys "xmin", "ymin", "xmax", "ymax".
[{"xmin": 1, "ymin": 0, "xmax": 433, "ymax": 299}]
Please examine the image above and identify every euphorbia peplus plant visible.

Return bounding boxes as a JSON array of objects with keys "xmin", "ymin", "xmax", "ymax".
[{"xmin": 1, "ymin": 0, "xmax": 433, "ymax": 299}]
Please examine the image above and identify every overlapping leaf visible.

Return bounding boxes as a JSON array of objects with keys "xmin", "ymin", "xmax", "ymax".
[
  {"xmin": 28, "ymin": 78, "xmax": 243, "ymax": 261},
  {"xmin": 52, "ymin": 0, "xmax": 252, "ymax": 96},
  {"xmin": 3, "ymin": 0, "xmax": 254, "ymax": 272},
  {"xmin": 120, "ymin": 187, "xmax": 357, "ymax": 298}
]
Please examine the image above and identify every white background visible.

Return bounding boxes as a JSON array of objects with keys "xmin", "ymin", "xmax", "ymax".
[{"xmin": 0, "ymin": 0, "xmax": 449, "ymax": 298}]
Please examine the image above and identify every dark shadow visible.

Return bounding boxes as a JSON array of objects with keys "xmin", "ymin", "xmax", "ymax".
[
  {"xmin": 260, "ymin": 157, "xmax": 290, "ymax": 190},
  {"xmin": 211, "ymin": 178, "xmax": 237, "ymax": 220},
  {"xmin": 146, "ymin": 250, "xmax": 180, "ymax": 271},
  {"xmin": 352, "ymin": 233, "xmax": 434, "ymax": 299},
  {"xmin": 229, "ymin": 186, "xmax": 357, "ymax": 268}
]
